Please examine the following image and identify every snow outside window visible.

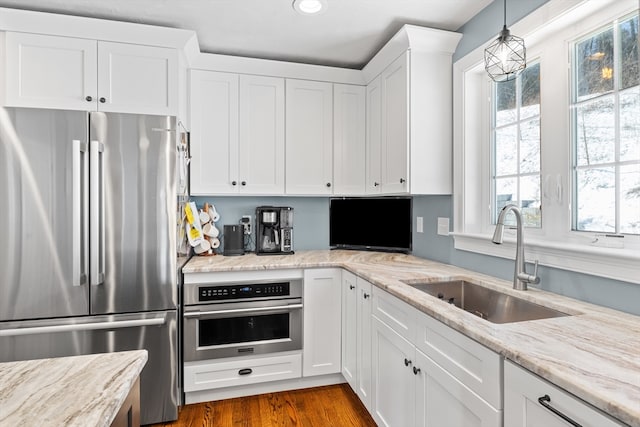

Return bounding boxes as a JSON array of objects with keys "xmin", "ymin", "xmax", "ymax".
[{"xmin": 571, "ymin": 13, "xmax": 639, "ymax": 235}]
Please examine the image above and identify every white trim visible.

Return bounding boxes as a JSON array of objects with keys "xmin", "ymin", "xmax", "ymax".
[
  {"xmin": 453, "ymin": 0, "xmax": 639, "ymax": 285},
  {"xmin": 452, "ymin": 233, "xmax": 640, "ymax": 284}
]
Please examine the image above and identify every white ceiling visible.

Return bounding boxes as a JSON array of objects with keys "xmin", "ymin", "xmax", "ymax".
[{"xmin": 0, "ymin": 0, "xmax": 493, "ymax": 69}]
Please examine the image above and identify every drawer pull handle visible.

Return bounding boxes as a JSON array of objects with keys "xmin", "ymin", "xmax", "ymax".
[
  {"xmin": 238, "ymin": 368, "xmax": 253, "ymax": 376},
  {"xmin": 538, "ymin": 395, "xmax": 582, "ymax": 427}
]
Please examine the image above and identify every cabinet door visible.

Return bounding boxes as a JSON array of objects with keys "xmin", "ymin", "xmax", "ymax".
[
  {"xmin": 285, "ymin": 79, "xmax": 333, "ymax": 195},
  {"xmin": 341, "ymin": 270, "xmax": 358, "ymax": 390},
  {"xmin": 238, "ymin": 75, "xmax": 285, "ymax": 194},
  {"xmin": 366, "ymin": 76, "xmax": 383, "ymax": 194},
  {"xmin": 189, "ymin": 70, "xmax": 239, "ymax": 195},
  {"xmin": 97, "ymin": 41, "xmax": 178, "ymax": 115},
  {"xmin": 371, "ymin": 315, "xmax": 415, "ymax": 427},
  {"xmin": 356, "ymin": 277, "xmax": 373, "ymax": 411},
  {"xmin": 5, "ymin": 32, "xmax": 97, "ymax": 110},
  {"xmin": 303, "ymin": 268, "xmax": 342, "ymax": 377},
  {"xmin": 380, "ymin": 52, "xmax": 409, "ymax": 193},
  {"xmin": 504, "ymin": 361, "xmax": 623, "ymax": 427},
  {"xmin": 333, "ymin": 84, "xmax": 366, "ymax": 195},
  {"xmin": 414, "ymin": 349, "xmax": 501, "ymax": 427}
]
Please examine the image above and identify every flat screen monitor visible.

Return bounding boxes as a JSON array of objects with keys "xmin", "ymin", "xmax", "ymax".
[{"xmin": 329, "ymin": 197, "xmax": 412, "ymax": 253}]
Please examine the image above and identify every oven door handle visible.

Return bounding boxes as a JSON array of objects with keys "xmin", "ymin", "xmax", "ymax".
[{"xmin": 184, "ymin": 303, "xmax": 303, "ymax": 318}]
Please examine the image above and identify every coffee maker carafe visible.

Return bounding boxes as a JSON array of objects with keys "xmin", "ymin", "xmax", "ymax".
[{"xmin": 256, "ymin": 206, "xmax": 294, "ymax": 255}]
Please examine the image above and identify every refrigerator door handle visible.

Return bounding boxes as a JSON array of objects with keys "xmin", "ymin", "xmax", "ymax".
[
  {"xmin": 89, "ymin": 140, "xmax": 105, "ymax": 286},
  {"xmin": 72, "ymin": 140, "xmax": 89, "ymax": 286},
  {"xmin": 0, "ymin": 314, "xmax": 167, "ymax": 337}
]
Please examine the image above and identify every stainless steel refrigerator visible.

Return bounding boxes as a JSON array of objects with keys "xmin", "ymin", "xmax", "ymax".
[{"xmin": 0, "ymin": 108, "xmax": 180, "ymax": 424}]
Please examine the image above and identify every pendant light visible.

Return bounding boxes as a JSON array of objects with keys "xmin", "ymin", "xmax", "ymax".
[{"xmin": 484, "ymin": 0, "xmax": 526, "ymax": 82}]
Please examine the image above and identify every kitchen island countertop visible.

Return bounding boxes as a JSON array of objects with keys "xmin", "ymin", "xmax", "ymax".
[
  {"xmin": 184, "ymin": 250, "xmax": 640, "ymax": 426},
  {"xmin": 0, "ymin": 350, "xmax": 147, "ymax": 427}
]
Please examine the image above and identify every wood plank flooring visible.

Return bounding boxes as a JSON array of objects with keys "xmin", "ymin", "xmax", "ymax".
[{"xmin": 149, "ymin": 384, "xmax": 376, "ymax": 427}]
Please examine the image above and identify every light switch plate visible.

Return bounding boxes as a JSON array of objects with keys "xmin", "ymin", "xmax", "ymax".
[
  {"xmin": 437, "ymin": 217, "xmax": 450, "ymax": 236},
  {"xmin": 416, "ymin": 217, "xmax": 423, "ymax": 233}
]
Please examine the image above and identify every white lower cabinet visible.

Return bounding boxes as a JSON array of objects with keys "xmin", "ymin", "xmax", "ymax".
[
  {"xmin": 415, "ymin": 349, "xmax": 500, "ymax": 427},
  {"xmin": 183, "ymin": 353, "xmax": 302, "ymax": 393},
  {"xmin": 341, "ymin": 271, "xmax": 374, "ymax": 411},
  {"xmin": 504, "ymin": 360, "xmax": 623, "ymax": 427},
  {"xmin": 371, "ymin": 287, "xmax": 502, "ymax": 427},
  {"xmin": 371, "ymin": 315, "xmax": 416, "ymax": 427},
  {"xmin": 303, "ymin": 268, "xmax": 342, "ymax": 376}
]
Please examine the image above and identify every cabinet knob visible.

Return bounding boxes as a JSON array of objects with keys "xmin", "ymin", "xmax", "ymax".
[
  {"xmin": 241, "ymin": 181, "xmax": 247, "ymax": 186},
  {"xmin": 99, "ymin": 97, "xmax": 106, "ymax": 103},
  {"xmin": 349, "ymin": 285, "xmax": 355, "ymax": 290},
  {"xmin": 363, "ymin": 293, "xmax": 370, "ymax": 299},
  {"xmin": 326, "ymin": 182, "xmax": 331, "ymax": 188},
  {"xmin": 232, "ymin": 181, "xmax": 237, "ymax": 186},
  {"xmin": 413, "ymin": 366, "xmax": 421, "ymax": 375},
  {"xmin": 85, "ymin": 96, "xmax": 93, "ymax": 102},
  {"xmin": 374, "ymin": 182, "xmax": 379, "ymax": 187},
  {"xmin": 404, "ymin": 358, "xmax": 412, "ymax": 367},
  {"xmin": 400, "ymin": 178, "xmax": 406, "ymax": 184}
]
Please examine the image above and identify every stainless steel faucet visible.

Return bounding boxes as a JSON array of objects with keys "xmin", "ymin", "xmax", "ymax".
[{"xmin": 492, "ymin": 204, "xmax": 540, "ymax": 290}]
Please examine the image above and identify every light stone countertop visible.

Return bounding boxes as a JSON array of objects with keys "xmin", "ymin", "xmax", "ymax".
[
  {"xmin": 0, "ymin": 350, "xmax": 147, "ymax": 427},
  {"xmin": 184, "ymin": 250, "xmax": 640, "ymax": 427}
]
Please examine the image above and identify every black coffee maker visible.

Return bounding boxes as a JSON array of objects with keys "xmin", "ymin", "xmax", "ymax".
[{"xmin": 256, "ymin": 206, "xmax": 294, "ymax": 255}]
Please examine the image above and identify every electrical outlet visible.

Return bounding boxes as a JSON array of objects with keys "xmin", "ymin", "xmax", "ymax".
[
  {"xmin": 437, "ymin": 217, "xmax": 450, "ymax": 236},
  {"xmin": 240, "ymin": 215, "xmax": 252, "ymax": 235}
]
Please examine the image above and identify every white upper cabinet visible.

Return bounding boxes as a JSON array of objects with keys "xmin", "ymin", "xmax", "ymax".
[
  {"xmin": 5, "ymin": 32, "xmax": 97, "ymax": 111},
  {"xmin": 285, "ymin": 79, "xmax": 333, "ymax": 195},
  {"xmin": 366, "ymin": 76, "xmax": 383, "ymax": 194},
  {"xmin": 189, "ymin": 70, "xmax": 239, "ymax": 195},
  {"xmin": 333, "ymin": 84, "xmax": 366, "ymax": 195},
  {"xmin": 380, "ymin": 53, "xmax": 409, "ymax": 194},
  {"xmin": 4, "ymin": 32, "xmax": 178, "ymax": 115},
  {"xmin": 189, "ymin": 71, "xmax": 285, "ymax": 195},
  {"xmin": 364, "ymin": 26, "xmax": 461, "ymax": 195},
  {"xmin": 238, "ymin": 74, "xmax": 285, "ymax": 194},
  {"xmin": 96, "ymin": 41, "xmax": 178, "ymax": 115}
]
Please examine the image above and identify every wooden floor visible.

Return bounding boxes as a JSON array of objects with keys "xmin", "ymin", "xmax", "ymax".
[{"xmin": 149, "ymin": 384, "xmax": 376, "ymax": 427}]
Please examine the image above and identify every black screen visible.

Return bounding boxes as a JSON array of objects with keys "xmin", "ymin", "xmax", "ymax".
[{"xmin": 329, "ymin": 197, "xmax": 412, "ymax": 253}]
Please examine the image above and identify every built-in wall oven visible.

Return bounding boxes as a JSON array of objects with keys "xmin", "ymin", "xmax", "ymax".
[{"xmin": 183, "ymin": 279, "xmax": 303, "ymax": 361}]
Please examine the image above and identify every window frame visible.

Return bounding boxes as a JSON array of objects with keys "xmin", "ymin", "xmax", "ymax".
[{"xmin": 453, "ymin": 0, "xmax": 640, "ymax": 285}]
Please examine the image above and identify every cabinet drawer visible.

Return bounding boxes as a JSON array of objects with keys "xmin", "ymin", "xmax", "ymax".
[
  {"xmin": 504, "ymin": 360, "xmax": 623, "ymax": 427},
  {"xmin": 415, "ymin": 310, "xmax": 502, "ymax": 409},
  {"xmin": 372, "ymin": 287, "xmax": 417, "ymax": 343},
  {"xmin": 184, "ymin": 353, "xmax": 302, "ymax": 392}
]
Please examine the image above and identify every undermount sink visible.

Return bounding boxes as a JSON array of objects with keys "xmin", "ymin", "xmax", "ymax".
[{"xmin": 405, "ymin": 280, "xmax": 569, "ymax": 324}]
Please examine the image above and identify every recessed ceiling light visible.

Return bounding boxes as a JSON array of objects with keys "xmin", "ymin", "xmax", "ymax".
[{"xmin": 292, "ymin": 0, "xmax": 327, "ymax": 15}]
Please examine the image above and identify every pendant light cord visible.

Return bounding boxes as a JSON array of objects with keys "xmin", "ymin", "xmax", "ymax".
[{"xmin": 503, "ymin": 0, "xmax": 507, "ymax": 27}]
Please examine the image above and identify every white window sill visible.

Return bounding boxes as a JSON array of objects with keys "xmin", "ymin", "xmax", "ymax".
[{"xmin": 451, "ymin": 232, "xmax": 640, "ymax": 285}]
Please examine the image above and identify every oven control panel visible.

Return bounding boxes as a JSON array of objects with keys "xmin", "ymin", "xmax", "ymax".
[{"xmin": 198, "ymin": 282, "xmax": 290, "ymax": 301}]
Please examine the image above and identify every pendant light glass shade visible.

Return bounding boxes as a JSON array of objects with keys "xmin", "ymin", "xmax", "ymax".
[{"xmin": 484, "ymin": 0, "xmax": 526, "ymax": 82}]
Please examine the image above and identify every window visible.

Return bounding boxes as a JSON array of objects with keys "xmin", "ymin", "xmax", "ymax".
[
  {"xmin": 453, "ymin": 0, "xmax": 639, "ymax": 284},
  {"xmin": 492, "ymin": 62, "xmax": 541, "ymax": 227},
  {"xmin": 572, "ymin": 13, "xmax": 639, "ymax": 235}
]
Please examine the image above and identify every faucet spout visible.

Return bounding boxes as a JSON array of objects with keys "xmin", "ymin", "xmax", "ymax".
[{"xmin": 492, "ymin": 204, "xmax": 540, "ymax": 290}]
